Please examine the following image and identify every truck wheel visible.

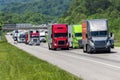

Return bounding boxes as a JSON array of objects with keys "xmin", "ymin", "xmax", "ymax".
[
  {"xmin": 83, "ymin": 45, "xmax": 86, "ymax": 53},
  {"xmin": 87, "ymin": 45, "xmax": 91, "ymax": 53},
  {"xmin": 65, "ymin": 48, "xmax": 69, "ymax": 50},
  {"xmin": 107, "ymin": 48, "xmax": 111, "ymax": 53},
  {"xmin": 48, "ymin": 44, "xmax": 51, "ymax": 50},
  {"xmin": 53, "ymin": 48, "xmax": 56, "ymax": 50}
]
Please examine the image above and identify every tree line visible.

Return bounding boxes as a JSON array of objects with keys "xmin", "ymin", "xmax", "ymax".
[{"xmin": 59, "ymin": 0, "xmax": 120, "ymax": 40}]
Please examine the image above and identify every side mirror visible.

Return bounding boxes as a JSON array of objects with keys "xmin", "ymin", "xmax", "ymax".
[
  {"xmin": 110, "ymin": 32, "xmax": 113, "ymax": 37},
  {"xmin": 69, "ymin": 33, "xmax": 71, "ymax": 38}
]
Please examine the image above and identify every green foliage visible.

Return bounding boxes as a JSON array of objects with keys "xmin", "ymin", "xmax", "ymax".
[
  {"xmin": 59, "ymin": 0, "xmax": 120, "ymax": 40},
  {"xmin": 0, "ymin": 36, "xmax": 81, "ymax": 80},
  {"xmin": 1, "ymin": 0, "xmax": 72, "ymax": 16},
  {"xmin": 0, "ymin": 12, "xmax": 53, "ymax": 24},
  {"xmin": 0, "ymin": 0, "xmax": 72, "ymax": 24}
]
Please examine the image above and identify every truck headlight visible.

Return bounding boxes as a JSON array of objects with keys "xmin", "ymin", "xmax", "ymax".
[
  {"xmin": 89, "ymin": 40, "xmax": 94, "ymax": 47},
  {"xmin": 54, "ymin": 43, "xmax": 57, "ymax": 46},
  {"xmin": 107, "ymin": 40, "xmax": 110, "ymax": 46}
]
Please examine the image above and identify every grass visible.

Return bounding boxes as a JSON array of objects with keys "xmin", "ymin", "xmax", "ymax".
[
  {"xmin": 0, "ymin": 35, "xmax": 82, "ymax": 80},
  {"xmin": 114, "ymin": 41, "xmax": 120, "ymax": 47}
]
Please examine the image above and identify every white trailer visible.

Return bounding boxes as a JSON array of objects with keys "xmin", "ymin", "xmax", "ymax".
[
  {"xmin": 68, "ymin": 25, "xmax": 72, "ymax": 48},
  {"xmin": 39, "ymin": 31, "xmax": 46, "ymax": 42}
]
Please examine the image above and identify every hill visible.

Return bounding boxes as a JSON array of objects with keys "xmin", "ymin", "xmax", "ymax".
[
  {"xmin": 0, "ymin": 0, "xmax": 72, "ymax": 24},
  {"xmin": 1, "ymin": 0, "xmax": 72, "ymax": 16},
  {"xmin": 0, "ymin": 0, "xmax": 35, "ymax": 10}
]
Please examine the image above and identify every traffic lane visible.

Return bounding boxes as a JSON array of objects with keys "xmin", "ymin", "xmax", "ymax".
[
  {"xmin": 8, "ymin": 34, "xmax": 120, "ymax": 73},
  {"xmin": 6, "ymin": 35, "xmax": 120, "ymax": 80},
  {"xmin": 21, "ymin": 43, "xmax": 120, "ymax": 80},
  {"xmin": 65, "ymin": 49, "xmax": 120, "ymax": 67},
  {"xmin": 41, "ymin": 42, "xmax": 120, "ymax": 67}
]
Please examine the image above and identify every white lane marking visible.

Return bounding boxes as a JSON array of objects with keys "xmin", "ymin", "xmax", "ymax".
[{"xmin": 61, "ymin": 52, "xmax": 120, "ymax": 70}]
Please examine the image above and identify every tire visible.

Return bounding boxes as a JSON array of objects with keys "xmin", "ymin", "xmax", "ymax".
[
  {"xmin": 48, "ymin": 43, "xmax": 51, "ymax": 50},
  {"xmin": 65, "ymin": 48, "xmax": 69, "ymax": 50},
  {"xmin": 107, "ymin": 48, "xmax": 111, "ymax": 53},
  {"xmin": 53, "ymin": 48, "xmax": 56, "ymax": 50},
  {"xmin": 83, "ymin": 45, "xmax": 86, "ymax": 53},
  {"xmin": 87, "ymin": 45, "xmax": 91, "ymax": 53}
]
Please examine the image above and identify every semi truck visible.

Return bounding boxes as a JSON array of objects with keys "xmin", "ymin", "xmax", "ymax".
[
  {"xmin": 68, "ymin": 25, "xmax": 82, "ymax": 48},
  {"xmin": 82, "ymin": 19, "xmax": 114, "ymax": 53},
  {"xmin": 39, "ymin": 31, "xmax": 46, "ymax": 42},
  {"xmin": 12, "ymin": 30, "xmax": 19, "ymax": 41},
  {"xmin": 17, "ymin": 31, "xmax": 26, "ymax": 43},
  {"xmin": 48, "ymin": 24, "xmax": 69, "ymax": 50},
  {"xmin": 25, "ymin": 30, "xmax": 40, "ymax": 45}
]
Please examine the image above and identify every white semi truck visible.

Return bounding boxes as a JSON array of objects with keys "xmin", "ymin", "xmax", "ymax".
[
  {"xmin": 17, "ymin": 32, "xmax": 26, "ymax": 43},
  {"xmin": 39, "ymin": 31, "xmax": 46, "ymax": 42},
  {"xmin": 82, "ymin": 19, "xmax": 114, "ymax": 53}
]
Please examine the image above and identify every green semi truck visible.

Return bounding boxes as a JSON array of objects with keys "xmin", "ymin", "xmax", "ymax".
[{"xmin": 68, "ymin": 25, "xmax": 82, "ymax": 48}]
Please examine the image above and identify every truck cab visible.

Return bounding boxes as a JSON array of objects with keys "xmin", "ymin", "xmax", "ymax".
[
  {"xmin": 39, "ymin": 31, "xmax": 46, "ymax": 42},
  {"xmin": 17, "ymin": 32, "xmax": 26, "ymax": 43},
  {"xmin": 25, "ymin": 30, "xmax": 40, "ymax": 45},
  {"xmin": 12, "ymin": 30, "xmax": 19, "ymax": 41},
  {"xmin": 82, "ymin": 19, "xmax": 114, "ymax": 53},
  {"xmin": 72, "ymin": 25, "xmax": 82, "ymax": 48},
  {"xmin": 48, "ymin": 24, "xmax": 69, "ymax": 50}
]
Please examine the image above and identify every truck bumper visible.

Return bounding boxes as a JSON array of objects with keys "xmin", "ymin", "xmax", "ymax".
[
  {"xmin": 53, "ymin": 43, "xmax": 69, "ymax": 49},
  {"xmin": 90, "ymin": 45, "xmax": 111, "ymax": 52}
]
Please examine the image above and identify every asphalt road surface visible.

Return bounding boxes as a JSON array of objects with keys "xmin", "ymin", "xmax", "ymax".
[{"xmin": 6, "ymin": 35, "xmax": 120, "ymax": 80}]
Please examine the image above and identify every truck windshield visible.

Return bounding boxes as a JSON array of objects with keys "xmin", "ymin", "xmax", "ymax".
[
  {"xmin": 40, "ymin": 36, "xmax": 45, "ymax": 37},
  {"xmin": 75, "ymin": 33, "xmax": 82, "ymax": 37},
  {"xmin": 91, "ymin": 31, "xmax": 107, "ymax": 37},
  {"xmin": 54, "ymin": 33, "xmax": 67, "ymax": 38},
  {"xmin": 33, "ymin": 39, "xmax": 38, "ymax": 42},
  {"xmin": 15, "ymin": 30, "xmax": 19, "ymax": 33},
  {"xmin": 19, "ymin": 34, "xmax": 25, "ymax": 38}
]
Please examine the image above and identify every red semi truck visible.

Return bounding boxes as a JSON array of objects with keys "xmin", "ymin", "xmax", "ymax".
[
  {"xmin": 25, "ymin": 30, "xmax": 40, "ymax": 45},
  {"xmin": 48, "ymin": 24, "xmax": 69, "ymax": 50}
]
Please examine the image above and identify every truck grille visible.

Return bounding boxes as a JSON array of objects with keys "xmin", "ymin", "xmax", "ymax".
[
  {"xmin": 58, "ymin": 41, "xmax": 65, "ymax": 45},
  {"xmin": 94, "ymin": 41, "xmax": 106, "ymax": 47},
  {"xmin": 33, "ymin": 39, "xmax": 37, "ymax": 42}
]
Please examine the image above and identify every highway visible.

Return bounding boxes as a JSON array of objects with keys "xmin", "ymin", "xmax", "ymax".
[{"xmin": 6, "ymin": 35, "xmax": 120, "ymax": 80}]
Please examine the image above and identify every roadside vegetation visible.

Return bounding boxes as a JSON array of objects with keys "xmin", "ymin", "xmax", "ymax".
[
  {"xmin": 114, "ymin": 41, "xmax": 120, "ymax": 47},
  {"xmin": 0, "ymin": 36, "xmax": 82, "ymax": 80}
]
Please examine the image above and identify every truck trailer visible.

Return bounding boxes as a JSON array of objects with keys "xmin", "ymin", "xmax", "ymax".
[
  {"xmin": 82, "ymin": 19, "xmax": 114, "ymax": 53},
  {"xmin": 48, "ymin": 24, "xmax": 69, "ymax": 50},
  {"xmin": 25, "ymin": 30, "xmax": 40, "ymax": 45},
  {"xmin": 68, "ymin": 25, "xmax": 82, "ymax": 48}
]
